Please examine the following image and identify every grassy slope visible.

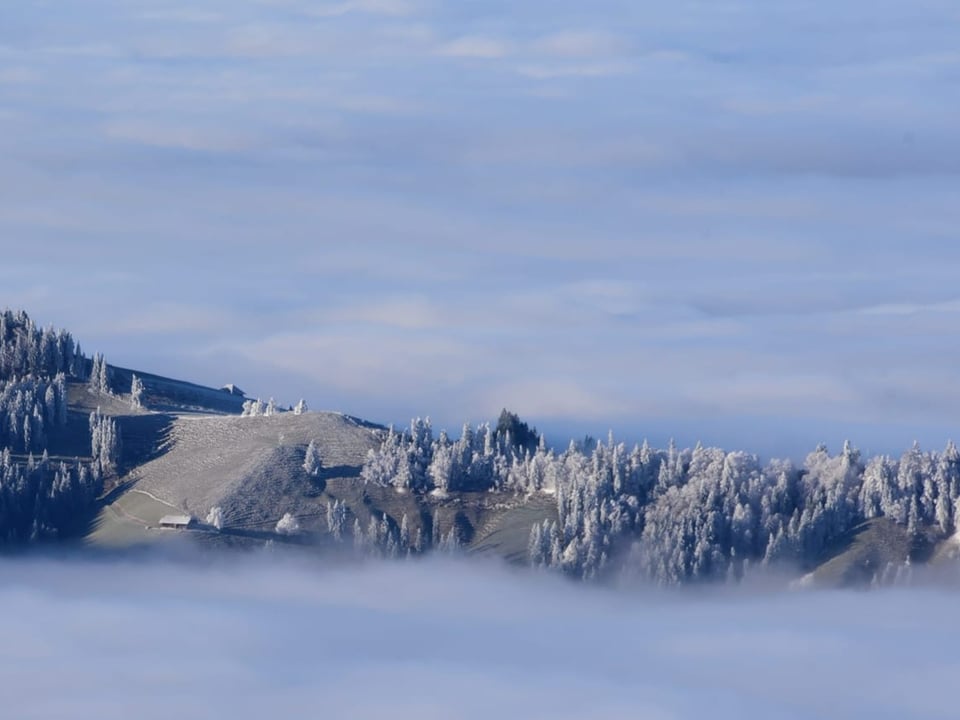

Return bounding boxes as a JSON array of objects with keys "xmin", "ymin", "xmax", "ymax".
[
  {"xmin": 471, "ymin": 494, "xmax": 557, "ymax": 563},
  {"xmin": 88, "ymin": 412, "xmax": 369, "ymax": 540},
  {"xmin": 76, "ymin": 365, "xmax": 550, "ymax": 558},
  {"xmin": 805, "ymin": 517, "xmax": 944, "ymax": 588}
]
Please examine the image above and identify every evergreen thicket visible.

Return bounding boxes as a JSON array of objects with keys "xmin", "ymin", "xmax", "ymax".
[
  {"xmin": 360, "ymin": 416, "xmax": 960, "ymax": 584},
  {"xmin": 0, "ymin": 310, "xmax": 105, "ymax": 542}
]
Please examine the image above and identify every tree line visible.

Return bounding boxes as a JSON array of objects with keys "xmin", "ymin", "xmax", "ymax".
[
  {"xmin": 0, "ymin": 310, "xmax": 106, "ymax": 543},
  {"xmin": 358, "ymin": 414, "xmax": 960, "ymax": 584}
]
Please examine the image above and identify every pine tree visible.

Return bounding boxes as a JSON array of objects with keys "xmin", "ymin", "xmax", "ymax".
[
  {"xmin": 88, "ymin": 354, "xmax": 101, "ymax": 393},
  {"xmin": 275, "ymin": 513, "xmax": 299, "ymax": 535},
  {"xmin": 528, "ymin": 521, "xmax": 544, "ymax": 567},
  {"xmin": 326, "ymin": 499, "xmax": 346, "ymax": 541},
  {"xmin": 87, "ymin": 353, "xmax": 111, "ymax": 395},
  {"xmin": 98, "ymin": 356, "xmax": 110, "ymax": 395},
  {"xmin": 130, "ymin": 374, "xmax": 144, "ymax": 409},
  {"xmin": 400, "ymin": 513, "xmax": 410, "ymax": 549},
  {"xmin": 206, "ymin": 506, "xmax": 224, "ymax": 530},
  {"xmin": 55, "ymin": 374, "xmax": 67, "ymax": 426},
  {"xmin": 44, "ymin": 385, "xmax": 57, "ymax": 424},
  {"xmin": 303, "ymin": 440, "xmax": 322, "ymax": 477}
]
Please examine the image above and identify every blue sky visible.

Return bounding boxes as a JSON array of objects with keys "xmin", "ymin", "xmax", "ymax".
[{"xmin": 2, "ymin": 0, "xmax": 959, "ymax": 456}]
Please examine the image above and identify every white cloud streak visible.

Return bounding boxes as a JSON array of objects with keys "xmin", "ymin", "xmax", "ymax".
[
  {"xmin": 532, "ymin": 30, "xmax": 627, "ymax": 57},
  {"xmin": 515, "ymin": 61, "xmax": 633, "ymax": 79},
  {"xmin": 306, "ymin": 0, "xmax": 421, "ymax": 18},
  {"xmin": 437, "ymin": 36, "xmax": 512, "ymax": 59}
]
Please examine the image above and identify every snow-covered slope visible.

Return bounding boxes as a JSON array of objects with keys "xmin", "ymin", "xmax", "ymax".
[
  {"xmin": 90, "ymin": 407, "xmax": 547, "ymax": 563},
  {"xmin": 90, "ymin": 411, "xmax": 384, "ymax": 545},
  {"xmin": 141, "ymin": 413, "xmax": 378, "ymax": 522}
]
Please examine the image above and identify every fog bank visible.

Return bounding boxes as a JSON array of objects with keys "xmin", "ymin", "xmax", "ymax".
[{"xmin": 0, "ymin": 555, "xmax": 956, "ymax": 719}]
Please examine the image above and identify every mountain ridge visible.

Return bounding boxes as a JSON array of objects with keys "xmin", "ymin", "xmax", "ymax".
[{"xmin": 2, "ymin": 308, "xmax": 958, "ymax": 588}]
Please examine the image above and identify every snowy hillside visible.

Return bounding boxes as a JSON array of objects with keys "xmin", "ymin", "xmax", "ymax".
[
  {"xmin": 91, "ymin": 412, "xmax": 381, "ymax": 545},
  {"xmin": 5, "ymin": 309, "xmax": 960, "ymax": 589}
]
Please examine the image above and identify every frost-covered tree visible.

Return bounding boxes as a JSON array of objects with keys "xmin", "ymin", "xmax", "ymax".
[
  {"xmin": 293, "ymin": 399, "xmax": 308, "ymax": 415},
  {"xmin": 87, "ymin": 353, "xmax": 111, "ymax": 395},
  {"xmin": 98, "ymin": 357, "xmax": 110, "ymax": 395},
  {"xmin": 399, "ymin": 513, "xmax": 410, "ymax": 550},
  {"xmin": 87, "ymin": 354, "xmax": 101, "ymax": 393},
  {"xmin": 326, "ymin": 499, "xmax": 347, "ymax": 541},
  {"xmin": 275, "ymin": 512, "xmax": 300, "ymax": 535},
  {"xmin": 352, "ymin": 517, "xmax": 365, "ymax": 549},
  {"xmin": 0, "ymin": 375, "xmax": 69, "ymax": 452},
  {"xmin": 130, "ymin": 374, "xmax": 144, "ymax": 409},
  {"xmin": 0, "ymin": 312, "xmax": 113, "ymax": 545},
  {"xmin": 0, "ymin": 311, "xmax": 81, "ymax": 381},
  {"xmin": 206, "ymin": 506, "xmax": 224, "ymax": 530},
  {"xmin": 0, "ymin": 451, "xmax": 102, "ymax": 542},
  {"xmin": 303, "ymin": 440, "xmax": 323, "ymax": 477},
  {"xmin": 356, "ymin": 415, "xmax": 960, "ymax": 583},
  {"xmin": 242, "ymin": 398, "xmax": 267, "ymax": 417},
  {"xmin": 89, "ymin": 408, "xmax": 121, "ymax": 471}
]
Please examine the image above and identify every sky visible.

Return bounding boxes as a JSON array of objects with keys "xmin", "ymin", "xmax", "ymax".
[
  {"xmin": 1, "ymin": 553, "xmax": 959, "ymax": 720},
  {"xmin": 2, "ymin": 0, "xmax": 960, "ymax": 456}
]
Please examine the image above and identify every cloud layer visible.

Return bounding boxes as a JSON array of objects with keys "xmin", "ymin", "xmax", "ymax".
[
  {"xmin": 0, "ymin": 554, "xmax": 959, "ymax": 719},
  {"xmin": 2, "ymin": 0, "xmax": 959, "ymax": 453}
]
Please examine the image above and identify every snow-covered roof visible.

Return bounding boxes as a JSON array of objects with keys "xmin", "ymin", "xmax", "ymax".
[
  {"xmin": 159, "ymin": 515, "xmax": 193, "ymax": 527},
  {"xmin": 221, "ymin": 384, "xmax": 245, "ymax": 396}
]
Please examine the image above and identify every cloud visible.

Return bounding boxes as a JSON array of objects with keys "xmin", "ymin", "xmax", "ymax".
[
  {"xmin": 515, "ymin": 61, "xmax": 633, "ymax": 79},
  {"xmin": 514, "ymin": 28, "xmax": 632, "ymax": 80},
  {"xmin": 437, "ymin": 35, "xmax": 512, "ymax": 59},
  {"xmin": 38, "ymin": 44, "xmax": 121, "ymax": 59},
  {"xmin": 0, "ymin": 67, "xmax": 38, "ymax": 84},
  {"xmin": 238, "ymin": 328, "xmax": 476, "ymax": 398},
  {"xmin": 104, "ymin": 121, "xmax": 258, "ymax": 153},
  {"xmin": 857, "ymin": 299, "xmax": 960, "ymax": 317},
  {"xmin": 220, "ymin": 23, "xmax": 326, "ymax": 59},
  {"xmin": 532, "ymin": 30, "xmax": 626, "ymax": 57},
  {"xmin": 109, "ymin": 303, "xmax": 240, "ymax": 336},
  {"xmin": 1, "ymin": 554, "xmax": 959, "ymax": 720},
  {"xmin": 332, "ymin": 93, "xmax": 423, "ymax": 114},
  {"xmin": 476, "ymin": 378, "xmax": 629, "ymax": 421},
  {"xmin": 4, "ymin": 0, "xmax": 960, "ymax": 454},
  {"xmin": 305, "ymin": 0, "xmax": 420, "ymax": 17},
  {"xmin": 315, "ymin": 296, "xmax": 448, "ymax": 329},
  {"xmin": 138, "ymin": 9, "xmax": 223, "ymax": 23}
]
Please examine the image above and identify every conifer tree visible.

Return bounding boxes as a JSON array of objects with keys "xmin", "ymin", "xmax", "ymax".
[
  {"xmin": 130, "ymin": 374, "xmax": 144, "ymax": 409},
  {"xmin": 303, "ymin": 440, "xmax": 322, "ymax": 477}
]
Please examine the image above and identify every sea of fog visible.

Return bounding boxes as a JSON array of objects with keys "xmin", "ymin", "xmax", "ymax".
[{"xmin": 0, "ymin": 552, "xmax": 957, "ymax": 719}]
